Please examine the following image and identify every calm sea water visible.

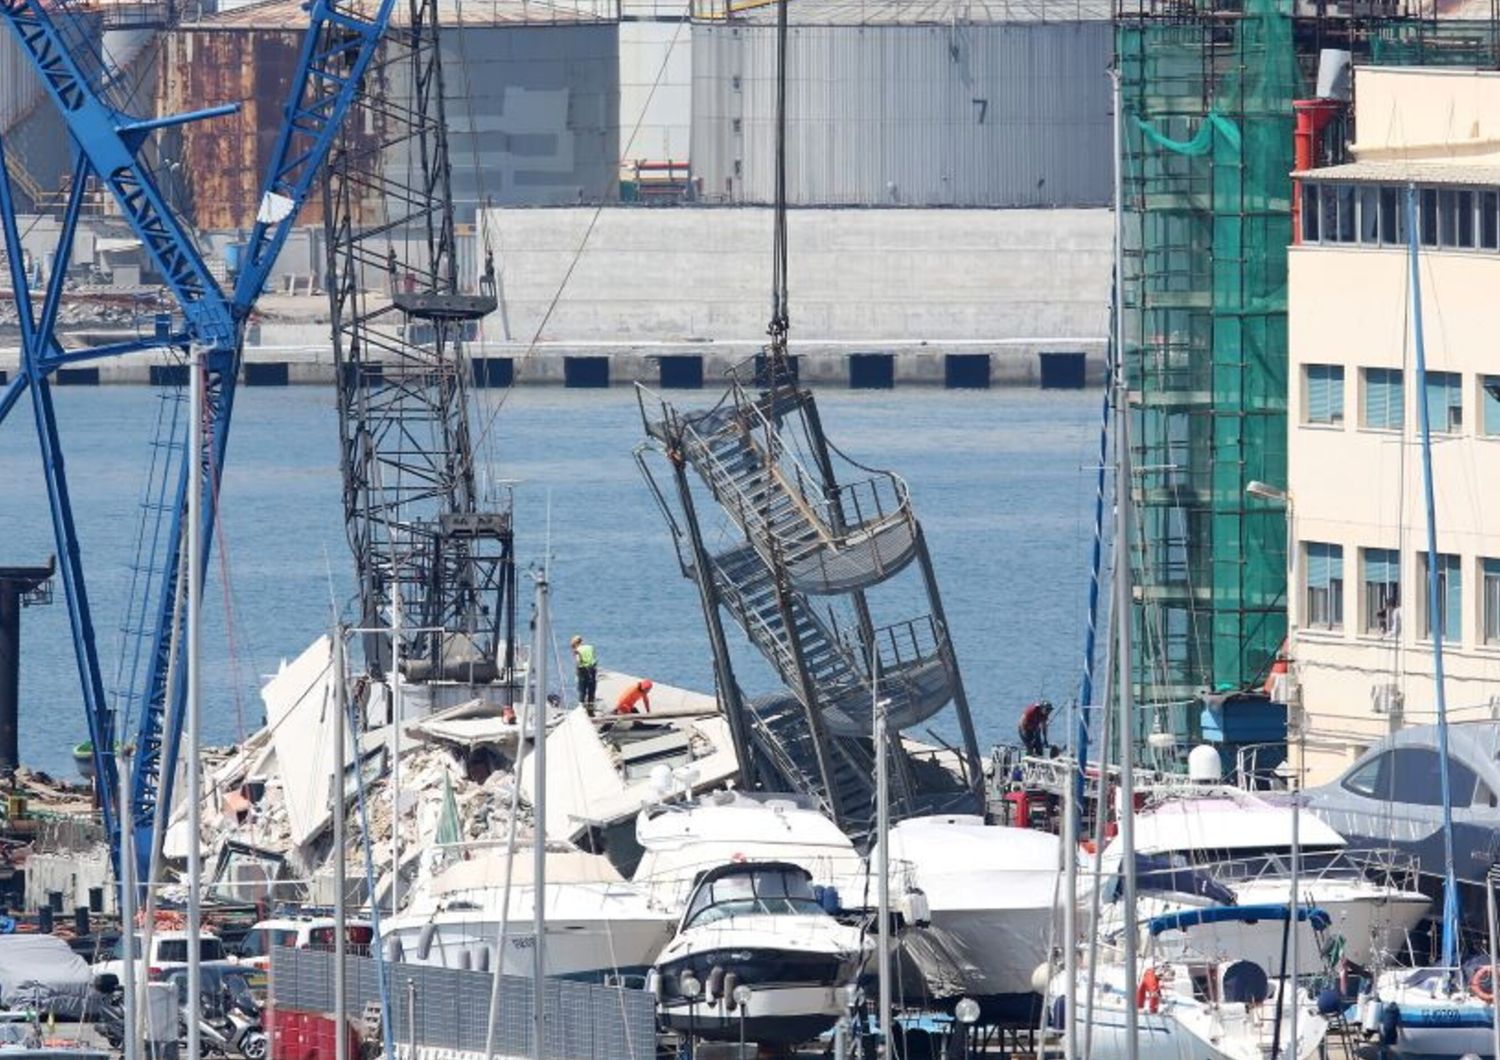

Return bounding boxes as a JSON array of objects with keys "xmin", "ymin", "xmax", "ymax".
[{"xmin": 0, "ymin": 384, "xmax": 1103, "ymax": 775}]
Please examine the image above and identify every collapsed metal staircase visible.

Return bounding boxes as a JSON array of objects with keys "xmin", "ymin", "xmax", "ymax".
[{"xmin": 636, "ymin": 377, "xmax": 983, "ymax": 842}]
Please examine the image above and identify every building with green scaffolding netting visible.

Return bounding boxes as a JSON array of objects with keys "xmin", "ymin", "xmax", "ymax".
[
  {"xmin": 1115, "ymin": 0, "xmax": 1500, "ymax": 760},
  {"xmin": 1116, "ymin": 0, "xmax": 1296, "ymax": 744}
]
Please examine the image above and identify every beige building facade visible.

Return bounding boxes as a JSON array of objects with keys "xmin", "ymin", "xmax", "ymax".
[{"xmin": 1289, "ymin": 67, "xmax": 1500, "ymax": 784}]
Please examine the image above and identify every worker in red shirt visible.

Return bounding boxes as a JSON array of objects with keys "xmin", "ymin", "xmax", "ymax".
[
  {"xmin": 1017, "ymin": 700, "xmax": 1053, "ymax": 757},
  {"xmin": 614, "ymin": 679, "xmax": 654, "ymax": 716}
]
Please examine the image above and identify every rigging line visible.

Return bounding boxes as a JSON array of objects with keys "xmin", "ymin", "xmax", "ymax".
[
  {"xmin": 462, "ymin": 2, "xmax": 691, "ymax": 463},
  {"xmin": 109, "ymin": 384, "xmax": 185, "ymax": 733},
  {"xmin": 205, "ymin": 434, "xmax": 249, "ymax": 742}
]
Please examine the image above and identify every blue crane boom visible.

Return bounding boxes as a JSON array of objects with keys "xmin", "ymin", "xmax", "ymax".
[{"xmin": 0, "ymin": 0, "xmax": 397, "ymax": 881}]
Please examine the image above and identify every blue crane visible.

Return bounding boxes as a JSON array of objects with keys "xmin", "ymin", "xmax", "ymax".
[{"xmin": 0, "ymin": 0, "xmax": 397, "ymax": 880}]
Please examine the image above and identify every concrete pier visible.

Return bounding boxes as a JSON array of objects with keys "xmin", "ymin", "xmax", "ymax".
[{"xmin": 0, "ymin": 206, "xmax": 1111, "ymax": 388}]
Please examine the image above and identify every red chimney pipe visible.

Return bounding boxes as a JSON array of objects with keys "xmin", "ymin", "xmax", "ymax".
[{"xmin": 1292, "ymin": 98, "xmax": 1346, "ymax": 244}]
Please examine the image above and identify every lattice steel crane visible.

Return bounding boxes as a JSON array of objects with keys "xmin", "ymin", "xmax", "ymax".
[
  {"xmin": 0, "ymin": 0, "xmax": 400, "ymax": 879},
  {"xmin": 323, "ymin": 0, "xmax": 515, "ymax": 692}
]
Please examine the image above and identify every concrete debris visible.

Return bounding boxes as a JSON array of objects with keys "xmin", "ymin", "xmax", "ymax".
[{"xmin": 144, "ymin": 637, "xmax": 739, "ymax": 914}]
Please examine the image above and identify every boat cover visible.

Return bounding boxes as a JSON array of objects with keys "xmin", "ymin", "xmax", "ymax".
[
  {"xmin": 0, "ymin": 934, "xmax": 99, "ymax": 1018},
  {"xmin": 1147, "ymin": 903, "xmax": 1331, "ymax": 936}
]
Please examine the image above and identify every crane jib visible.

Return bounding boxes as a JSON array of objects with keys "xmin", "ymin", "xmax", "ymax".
[{"xmin": 0, "ymin": 0, "xmax": 400, "ymax": 887}]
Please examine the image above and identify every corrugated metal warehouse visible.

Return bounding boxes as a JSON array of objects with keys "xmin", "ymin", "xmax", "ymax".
[{"xmin": 689, "ymin": 0, "xmax": 1113, "ymax": 207}]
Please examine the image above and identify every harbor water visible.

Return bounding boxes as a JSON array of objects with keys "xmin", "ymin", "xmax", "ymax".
[{"xmin": 0, "ymin": 384, "xmax": 1101, "ymax": 774}]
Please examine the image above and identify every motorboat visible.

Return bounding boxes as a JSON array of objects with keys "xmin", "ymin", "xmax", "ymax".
[
  {"xmin": 647, "ymin": 860, "xmax": 869, "ymax": 1044},
  {"xmin": 382, "ymin": 840, "xmax": 675, "ymax": 982},
  {"xmin": 1304, "ymin": 721, "xmax": 1500, "ymax": 924},
  {"xmin": 1060, "ymin": 905, "xmax": 1330, "ymax": 1060},
  {"xmin": 633, "ymin": 789, "xmax": 864, "ymax": 913},
  {"xmin": 1093, "ymin": 786, "xmax": 1429, "ymax": 972},
  {"xmin": 874, "ymin": 814, "xmax": 1060, "ymax": 1021}
]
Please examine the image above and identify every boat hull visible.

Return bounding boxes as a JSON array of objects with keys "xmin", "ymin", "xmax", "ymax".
[
  {"xmin": 898, "ymin": 905, "xmax": 1051, "ymax": 1018},
  {"xmin": 656, "ymin": 985, "xmax": 845, "ymax": 1044},
  {"xmin": 1080, "ymin": 1007, "xmax": 1322, "ymax": 1060},
  {"xmin": 1107, "ymin": 890, "xmax": 1430, "ymax": 974},
  {"xmin": 1372, "ymin": 974, "xmax": 1496, "ymax": 1059},
  {"xmin": 384, "ymin": 914, "xmax": 671, "ymax": 982}
]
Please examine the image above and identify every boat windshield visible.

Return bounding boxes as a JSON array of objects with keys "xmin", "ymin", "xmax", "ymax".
[{"xmin": 684, "ymin": 867, "xmax": 823, "ymax": 927}]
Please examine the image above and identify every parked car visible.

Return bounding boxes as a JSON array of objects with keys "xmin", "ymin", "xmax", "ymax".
[
  {"xmin": 94, "ymin": 929, "xmax": 228, "ymax": 981},
  {"xmin": 235, "ymin": 914, "xmax": 373, "ymax": 971}
]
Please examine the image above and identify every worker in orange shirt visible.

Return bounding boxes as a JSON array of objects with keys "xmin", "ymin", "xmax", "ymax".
[{"xmin": 614, "ymin": 679, "xmax": 653, "ymax": 716}]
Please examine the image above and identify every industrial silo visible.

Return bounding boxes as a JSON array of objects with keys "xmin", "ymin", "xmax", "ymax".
[{"xmin": 690, "ymin": 0, "xmax": 1112, "ymax": 207}]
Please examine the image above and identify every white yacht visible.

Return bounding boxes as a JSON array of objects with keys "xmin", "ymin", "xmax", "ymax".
[
  {"xmin": 382, "ymin": 840, "xmax": 675, "ymax": 982},
  {"xmin": 1060, "ymin": 905, "xmax": 1329, "ymax": 1060},
  {"xmin": 647, "ymin": 860, "xmax": 868, "ymax": 1044},
  {"xmin": 1093, "ymin": 787, "xmax": 1430, "ymax": 972},
  {"xmin": 633, "ymin": 790, "xmax": 864, "ymax": 913},
  {"xmin": 874, "ymin": 814, "xmax": 1061, "ymax": 1020}
]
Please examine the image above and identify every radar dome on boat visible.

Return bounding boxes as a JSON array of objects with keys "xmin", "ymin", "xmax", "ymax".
[{"xmin": 1187, "ymin": 744, "xmax": 1223, "ymax": 782}]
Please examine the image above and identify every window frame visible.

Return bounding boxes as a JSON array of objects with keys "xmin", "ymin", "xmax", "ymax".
[
  {"xmin": 1482, "ymin": 375, "xmax": 1500, "ymax": 437},
  {"xmin": 1422, "ymin": 370, "xmax": 1463, "ymax": 434},
  {"xmin": 1363, "ymin": 367, "xmax": 1405, "ymax": 431},
  {"xmin": 1361, "ymin": 547, "xmax": 1401, "ymax": 636},
  {"xmin": 1304, "ymin": 363, "xmax": 1346, "ymax": 426},
  {"xmin": 1482, "ymin": 557, "xmax": 1500, "ymax": 646},
  {"xmin": 1417, "ymin": 551, "xmax": 1462, "ymax": 645},
  {"xmin": 1304, "ymin": 541, "xmax": 1344, "ymax": 631}
]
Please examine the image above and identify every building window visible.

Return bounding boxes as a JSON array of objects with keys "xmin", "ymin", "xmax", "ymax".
[
  {"xmin": 1484, "ymin": 558, "xmax": 1500, "ymax": 645},
  {"xmin": 1305, "ymin": 542, "xmax": 1344, "ymax": 630},
  {"xmin": 1304, "ymin": 364, "xmax": 1345, "ymax": 425},
  {"xmin": 1483, "ymin": 376, "xmax": 1500, "ymax": 436},
  {"xmin": 1323, "ymin": 184, "xmax": 1340, "ymax": 244},
  {"xmin": 1303, "ymin": 183, "xmax": 1320, "ymax": 242},
  {"xmin": 1362, "ymin": 548, "xmax": 1401, "ymax": 635},
  {"xmin": 1363, "ymin": 368, "xmax": 1404, "ymax": 430},
  {"xmin": 1417, "ymin": 552, "xmax": 1461, "ymax": 644},
  {"xmin": 1423, "ymin": 371, "xmax": 1462, "ymax": 433},
  {"xmin": 1420, "ymin": 187, "xmax": 1438, "ymax": 246},
  {"xmin": 1381, "ymin": 185, "xmax": 1401, "ymax": 244},
  {"xmin": 1359, "ymin": 186, "xmax": 1379, "ymax": 244},
  {"xmin": 1484, "ymin": 192, "xmax": 1499, "ymax": 250}
]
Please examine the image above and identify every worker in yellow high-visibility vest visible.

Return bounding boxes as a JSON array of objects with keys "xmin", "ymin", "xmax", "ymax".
[{"xmin": 571, "ymin": 635, "xmax": 598, "ymax": 709}]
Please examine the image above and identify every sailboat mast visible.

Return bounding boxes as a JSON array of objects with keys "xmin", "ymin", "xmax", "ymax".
[
  {"xmin": 1109, "ymin": 66, "xmax": 1141, "ymax": 1060},
  {"xmin": 873, "ymin": 649, "xmax": 891, "ymax": 1053},
  {"xmin": 186, "ymin": 345, "xmax": 204, "ymax": 1060},
  {"xmin": 532, "ymin": 573, "xmax": 551, "ymax": 1060},
  {"xmin": 1404, "ymin": 182, "xmax": 1461, "ymax": 971},
  {"xmin": 333, "ymin": 626, "xmax": 349, "ymax": 1060}
]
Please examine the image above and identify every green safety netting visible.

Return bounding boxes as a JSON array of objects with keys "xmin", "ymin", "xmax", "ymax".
[{"xmin": 1116, "ymin": 0, "xmax": 1297, "ymax": 725}]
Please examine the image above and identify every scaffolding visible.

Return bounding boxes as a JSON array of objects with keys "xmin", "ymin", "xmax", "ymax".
[
  {"xmin": 1115, "ymin": 0, "xmax": 1496, "ymax": 741},
  {"xmin": 1115, "ymin": 0, "xmax": 1298, "ymax": 731}
]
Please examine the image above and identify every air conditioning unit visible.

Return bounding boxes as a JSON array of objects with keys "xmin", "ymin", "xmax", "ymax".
[{"xmin": 1371, "ymin": 681, "xmax": 1403, "ymax": 716}]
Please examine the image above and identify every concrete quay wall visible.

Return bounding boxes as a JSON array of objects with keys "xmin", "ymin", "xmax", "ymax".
[{"xmin": 1, "ymin": 207, "xmax": 1111, "ymax": 388}]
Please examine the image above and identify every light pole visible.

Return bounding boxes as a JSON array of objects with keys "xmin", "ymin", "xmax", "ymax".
[
  {"xmin": 953, "ymin": 997, "xmax": 980, "ymax": 1060},
  {"xmin": 733, "ymin": 983, "xmax": 751, "ymax": 1060},
  {"xmin": 680, "ymin": 973, "xmax": 701, "ymax": 1060},
  {"xmin": 1247, "ymin": 478, "xmax": 1298, "ymax": 1059}
]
